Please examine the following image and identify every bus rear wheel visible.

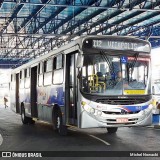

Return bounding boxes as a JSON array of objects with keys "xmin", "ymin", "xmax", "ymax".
[
  {"xmin": 53, "ymin": 110, "xmax": 67, "ymax": 136},
  {"xmin": 107, "ymin": 127, "xmax": 118, "ymax": 134},
  {"xmin": 21, "ymin": 105, "xmax": 35, "ymax": 125}
]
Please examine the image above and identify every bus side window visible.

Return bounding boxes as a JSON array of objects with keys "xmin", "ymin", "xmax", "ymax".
[
  {"xmin": 53, "ymin": 54, "xmax": 63, "ymax": 69},
  {"xmin": 24, "ymin": 68, "xmax": 30, "ymax": 88},
  {"xmin": 11, "ymin": 74, "xmax": 15, "ymax": 90},
  {"xmin": 20, "ymin": 70, "xmax": 24, "ymax": 89},
  {"xmin": 53, "ymin": 54, "xmax": 63, "ymax": 84},
  {"xmin": 44, "ymin": 59, "xmax": 52, "ymax": 86}
]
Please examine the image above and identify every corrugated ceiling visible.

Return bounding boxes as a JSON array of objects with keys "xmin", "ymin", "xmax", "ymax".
[{"xmin": 0, "ymin": 0, "xmax": 160, "ymax": 68}]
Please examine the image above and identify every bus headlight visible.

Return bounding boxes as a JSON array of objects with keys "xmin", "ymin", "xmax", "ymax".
[
  {"xmin": 81, "ymin": 101, "xmax": 103, "ymax": 116},
  {"xmin": 90, "ymin": 108, "xmax": 95, "ymax": 114},
  {"xmin": 81, "ymin": 101, "xmax": 95, "ymax": 114},
  {"xmin": 97, "ymin": 110, "xmax": 102, "ymax": 116}
]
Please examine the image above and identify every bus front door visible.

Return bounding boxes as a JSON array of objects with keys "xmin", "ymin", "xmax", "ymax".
[{"xmin": 66, "ymin": 53, "xmax": 77, "ymax": 126}]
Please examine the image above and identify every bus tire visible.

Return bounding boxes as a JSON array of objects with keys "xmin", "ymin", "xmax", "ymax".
[
  {"xmin": 21, "ymin": 105, "xmax": 30, "ymax": 124},
  {"xmin": 52, "ymin": 109, "xmax": 67, "ymax": 136},
  {"xmin": 107, "ymin": 127, "xmax": 118, "ymax": 134},
  {"xmin": 28, "ymin": 118, "xmax": 35, "ymax": 125}
]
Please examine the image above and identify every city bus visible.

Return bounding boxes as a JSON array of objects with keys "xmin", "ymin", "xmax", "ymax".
[{"xmin": 10, "ymin": 35, "xmax": 153, "ymax": 135}]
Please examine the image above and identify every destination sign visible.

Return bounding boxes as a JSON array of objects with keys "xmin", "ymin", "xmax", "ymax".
[
  {"xmin": 128, "ymin": 57, "xmax": 150, "ymax": 61},
  {"xmin": 83, "ymin": 39, "xmax": 150, "ymax": 52}
]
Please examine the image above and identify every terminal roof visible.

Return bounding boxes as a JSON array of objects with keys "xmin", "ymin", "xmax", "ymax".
[{"xmin": 0, "ymin": 0, "xmax": 160, "ymax": 68}]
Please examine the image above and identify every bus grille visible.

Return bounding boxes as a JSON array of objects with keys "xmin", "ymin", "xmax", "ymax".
[
  {"xmin": 106, "ymin": 118, "xmax": 139, "ymax": 125},
  {"xmin": 107, "ymin": 118, "xmax": 138, "ymax": 122},
  {"xmin": 96, "ymin": 98, "xmax": 146, "ymax": 105},
  {"xmin": 103, "ymin": 111, "xmax": 140, "ymax": 115}
]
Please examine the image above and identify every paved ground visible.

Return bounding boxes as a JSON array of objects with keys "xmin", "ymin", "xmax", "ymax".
[{"xmin": 0, "ymin": 105, "xmax": 160, "ymax": 160}]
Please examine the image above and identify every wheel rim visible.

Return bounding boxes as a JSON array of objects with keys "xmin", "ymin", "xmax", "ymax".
[{"xmin": 21, "ymin": 109, "xmax": 24, "ymax": 121}]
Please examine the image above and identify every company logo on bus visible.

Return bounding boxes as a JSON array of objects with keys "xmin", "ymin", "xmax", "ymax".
[{"xmin": 120, "ymin": 109, "xmax": 128, "ymax": 114}]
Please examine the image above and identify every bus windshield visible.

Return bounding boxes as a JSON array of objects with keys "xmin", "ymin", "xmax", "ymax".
[{"xmin": 80, "ymin": 53, "xmax": 151, "ymax": 96}]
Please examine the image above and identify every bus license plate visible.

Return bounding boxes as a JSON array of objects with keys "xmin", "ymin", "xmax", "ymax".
[{"xmin": 116, "ymin": 118, "xmax": 128, "ymax": 123}]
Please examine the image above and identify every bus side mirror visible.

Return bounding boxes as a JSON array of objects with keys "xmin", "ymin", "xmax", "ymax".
[{"xmin": 76, "ymin": 53, "xmax": 84, "ymax": 68}]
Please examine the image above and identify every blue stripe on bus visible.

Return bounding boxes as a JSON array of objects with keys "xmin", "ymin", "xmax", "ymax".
[
  {"xmin": 121, "ymin": 105, "xmax": 148, "ymax": 112},
  {"xmin": 47, "ymin": 87, "xmax": 64, "ymax": 106}
]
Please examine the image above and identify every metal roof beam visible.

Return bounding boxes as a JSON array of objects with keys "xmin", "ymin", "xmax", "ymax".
[
  {"xmin": 0, "ymin": 0, "xmax": 4, "ymax": 8},
  {"xmin": 70, "ymin": 0, "xmax": 146, "ymax": 37},
  {"xmin": 1, "ymin": 0, "xmax": 52, "ymax": 46},
  {"xmin": 47, "ymin": 0, "xmax": 110, "ymax": 34},
  {"xmin": 101, "ymin": 24, "xmax": 160, "ymax": 48},
  {"xmin": 123, "ymin": 19, "xmax": 160, "ymax": 36},
  {"xmin": 0, "ymin": 3, "xmax": 24, "ymax": 34},
  {"xmin": 0, "ymin": 47, "xmax": 46, "ymax": 50},
  {"xmin": 92, "ymin": 1, "xmax": 160, "ymax": 35},
  {"xmin": 11, "ymin": 0, "xmax": 99, "ymax": 58},
  {"xmin": 1, "ymin": 0, "xmax": 52, "ymax": 58},
  {"xmin": 32, "ymin": 0, "xmax": 76, "ymax": 34},
  {"xmin": 2, "ymin": 0, "xmax": 76, "ymax": 57},
  {"xmin": 3, "ymin": 1, "xmax": 160, "ymax": 11},
  {"xmin": 24, "ymin": 0, "xmax": 142, "ymax": 58},
  {"xmin": 16, "ymin": 0, "xmax": 52, "ymax": 33},
  {"xmin": 61, "ymin": 0, "xmax": 121, "ymax": 35},
  {"xmin": 111, "ymin": 11, "xmax": 160, "ymax": 36},
  {"xmin": 33, "ymin": 0, "xmax": 160, "ymax": 57},
  {"xmin": 0, "ymin": 33, "xmax": 72, "ymax": 37},
  {"xmin": 132, "ymin": 25, "xmax": 160, "ymax": 39}
]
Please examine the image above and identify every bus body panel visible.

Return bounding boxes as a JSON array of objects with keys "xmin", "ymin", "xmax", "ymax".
[
  {"xmin": 36, "ymin": 85, "xmax": 65, "ymax": 122},
  {"xmin": 23, "ymin": 88, "xmax": 31, "ymax": 117},
  {"xmin": 9, "ymin": 35, "xmax": 152, "ymax": 131}
]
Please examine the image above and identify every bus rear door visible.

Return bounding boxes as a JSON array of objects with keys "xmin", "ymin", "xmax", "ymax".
[{"xmin": 31, "ymin": 66, "xmax": 38, "ymax": 118}]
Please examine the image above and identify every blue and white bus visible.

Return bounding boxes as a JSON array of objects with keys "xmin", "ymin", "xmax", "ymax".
[{"xmin": 10, "ymin": 35, "xmax": 153, "ymax": 135}]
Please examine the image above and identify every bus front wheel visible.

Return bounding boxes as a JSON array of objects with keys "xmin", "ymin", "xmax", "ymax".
[
  {"xmin": 107, "ymin": 127, "xmax": 118, "ymax": 134},
  {"xmin": 53, "ymin": 110, "xmax": 67, "ymax": 136}
]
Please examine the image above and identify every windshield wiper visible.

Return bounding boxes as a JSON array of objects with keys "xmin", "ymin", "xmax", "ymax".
[{"xmin": 101, "ymin": 51, "xmax": 116, "ymax": 79}]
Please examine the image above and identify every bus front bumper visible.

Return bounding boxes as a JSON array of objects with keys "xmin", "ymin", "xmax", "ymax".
[{"xmin": 79, "ymin": 110, "xmax": 152, "ymax": 128}]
